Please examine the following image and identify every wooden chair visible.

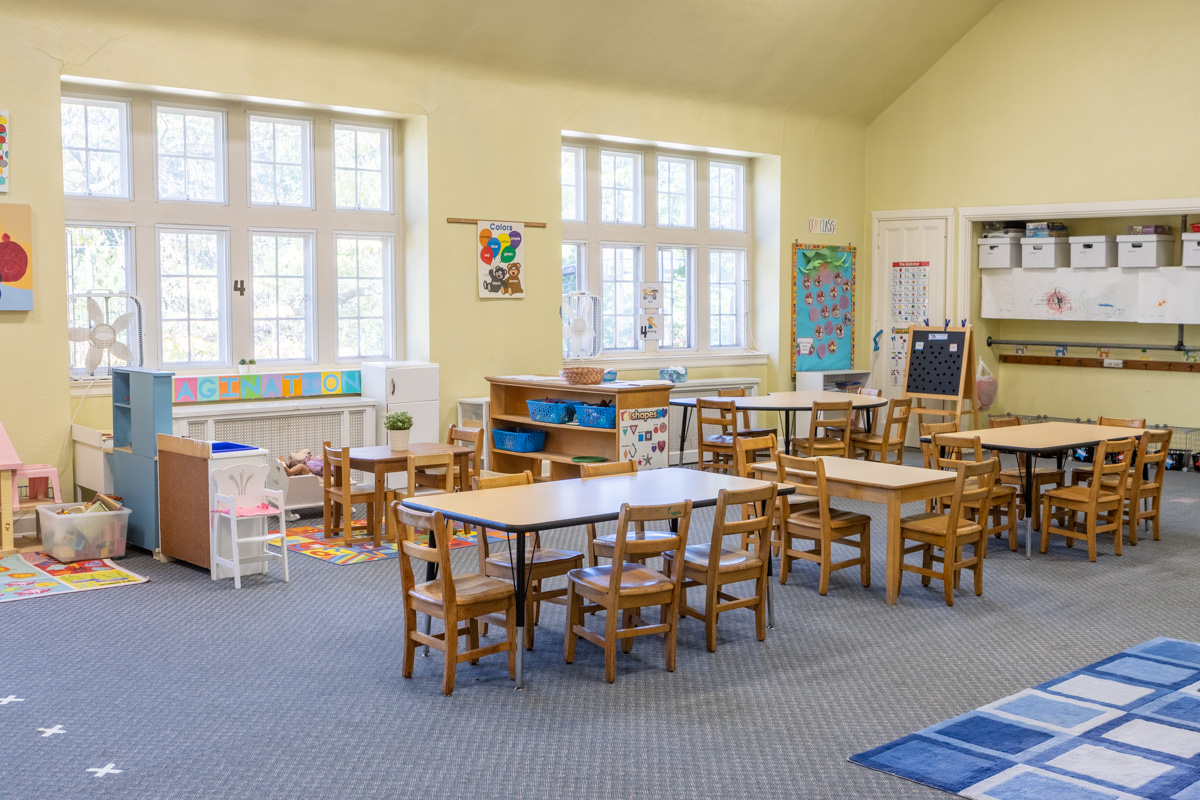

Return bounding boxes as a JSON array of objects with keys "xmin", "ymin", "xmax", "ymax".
[
  {"xmin": 696, "ymin": 398, "xmax": 740, "ymax": 473},
  {"xmin": 1041, "ymin": 438, "xmax": 1136, "ymax": 562},
  {"xmin": 472, "ymin": 470, "xmax": 584, "ymax": 650},
  {"xmin": 387, "ymin": 452, "xmax": 455, "ymax": 544},
  {"xmin": 791, "ymin": 400, "xmax": 854, "ymax": 458},
  {"xmin": 413, "ymin": 424, "xmax": 491, "ymax": 490},
  {"xmin": 898, "ymin": 453, "xmax": 999, "ymax": 606},
  {"xmin": 919, "ymin": 420, "xmax": 961, "ymax": 512},
  {"xmin": 580, "ymin": 460, "xmax": 672, "ymax": 565},
  {"xmin": 774, "ymin": 453, "xmax": 871, "ymax": 594},
  {"xmin": 564, "ymin": 500, "xmax": 693, "ymax": 683},
  {"xmin": 989, "ymin": 415, "xmax": 1064, "ymax": 529},
  {"xmin": 1102, "ymin": 428, "xmax": 1171, "ymax": 544},
  {"xmin": 718, "ymin": 387, "xmax": 775, "ymax": 438},
  {"xmin": 322, "ymin": 441, "xmax": 378, "ymax": 546},
  {"xmin": 663, "ymin": 484, "xmax": 775, "ymax": 652},
  {"xmin": 848, "ymin": 387, "xmax": 883, "ymax": 438},
  {"xmin": 930, "ymin": 432, "xmax": 1019, "ymax": 554},
  {"xmin": 1069, "ymin": 416, "xmax": 1146, "ymax": 488},
  {"xmin": 734, "ymin": 434, "xmax": 809, "ymax": 555},
  {"xmin": 393, "ymin": 503, "xmax": 516, "ymax": 696},
  {"xmin": 851, "ymin": 397, "xmax": 912, "ymax": 464}
]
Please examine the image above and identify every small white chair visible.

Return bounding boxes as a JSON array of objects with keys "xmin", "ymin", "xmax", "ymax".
[{"xmin": 210, "ymin": 464, "xmax": 289, "ymax": 589}]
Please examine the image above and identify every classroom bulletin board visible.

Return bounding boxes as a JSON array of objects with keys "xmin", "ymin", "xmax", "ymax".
[{"xmin": 791, "ymin": 243, "xmax": 855, "ymax": 373}]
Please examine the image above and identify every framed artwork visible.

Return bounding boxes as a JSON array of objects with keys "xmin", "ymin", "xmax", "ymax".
[
  {"xmin": 478, "ymin": 221, "xmax": 524, "ymax": 299},
  {"xmin": 0, "ymin": 110, "xmax": 8, "ymax": 193},
  {"xmin": 0, "ymin": 203, "xmax": 32, "ymax": 311},
  {"xmin": 791, "ymin": 242, "xmax": 855, "ymax": 372}
]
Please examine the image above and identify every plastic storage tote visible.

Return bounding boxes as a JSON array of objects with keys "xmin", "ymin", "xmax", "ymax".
[
  {"xmin": 492, "ymin": 428, "xmax": 547, "ymax": 452},
  {"xmin": 575, "ymin": 404, "xmax": 617, "ymax": 429},
  {"xmin": 37, "ymin": 503, "xmax": 131, "ymax": 563}
]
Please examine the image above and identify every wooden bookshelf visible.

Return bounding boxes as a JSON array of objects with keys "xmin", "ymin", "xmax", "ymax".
[{"xmin": 487, "ymin": 376, "xmax": 672, "ymax": 480}]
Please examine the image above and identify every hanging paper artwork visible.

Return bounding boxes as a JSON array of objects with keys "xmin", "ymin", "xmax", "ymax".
[
  {"xmin": 638, "ymin": 312, "xmax": 662, "ymax": 341},
  {"xmin": 478, "ymin": 221, "xmax": 524, "ymax": 299},
  {"xmin": 0, "ymin": 110, "xmax": 8, "ymax": 193},
  {"xmin": 791, "ymin": 243, "xmax": 855, "ymax": 372},
  {"xmin": 618, "ymin": 407, "xmax": 669, "ymax": 470},
  {"xmin": 0, "ymin": 203, "xmax": 32, "ymax": 311}
]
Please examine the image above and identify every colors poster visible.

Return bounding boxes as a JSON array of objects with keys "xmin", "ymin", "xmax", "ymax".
[{"xmin": 478, "ymin": 220, "xmax": 524, "ymax": 299}]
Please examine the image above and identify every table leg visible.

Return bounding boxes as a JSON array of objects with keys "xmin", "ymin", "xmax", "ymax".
[
  {"xmin": 374, "ymin": 465, "xmax": 385, "ymax": 548},
  {"xmin": 514, "ymin": 527, "xmax": 526, "ymax": 689},
  {"xmin": 1025, "ymin": 453, "xmax": 1035, "ymax": 560},
  {"xmin": 761, "ymin": 497, "xmax": 775, "ymax": 629},
  {"xmin": 783, "ymin": 411, "xmax": 794, "ymax": 455},
  {"xmin": 885, "ymin": 492, "xmax": 902, "ymax": 604},
  {"xmin": 678, "ymin": 407, "xmax": 691, "ymax": 468}
]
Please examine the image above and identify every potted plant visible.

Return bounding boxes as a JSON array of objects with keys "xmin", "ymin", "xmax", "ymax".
[
  {"xmin": 385, "ymin": 411, "xmax": 414, "ymax": 450},
  {"xmin": 247, "ymin": 358, "xmax": 256, "ymax": 374},
  {"xmin": 238, "ymin": 358, "xmax": 250, "ymax": 375}
]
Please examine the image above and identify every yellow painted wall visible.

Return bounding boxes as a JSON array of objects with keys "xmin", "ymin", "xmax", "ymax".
[
  {"xmin": 7, "ymin": 7, "xmax": 869, "ymax": 481},
  {"xmin": 866, "ymin": 0, "xmax": 1200, "ymax": 426}
]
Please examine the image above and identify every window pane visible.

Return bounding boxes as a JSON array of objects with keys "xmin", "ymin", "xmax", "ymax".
[
  {"xmin": 333, "ymin": 123, "xmax": 390, "ymax": 211},
  {"xmin": 66, "ymin": 226, "xmax": 134, "ymax": 375},
  {"xmin": 158, "ymin": 112, "xmax": 184, "ymax": 155},
  {"xmin": 334, "ymin": 235, "xmax": 390, "ymax": 359},
  {"xmin": 62, "ymin": 99, "xmax": 129, "ymax": 197},
  {"xmin": 250, "ymin": 232, "xmax": 312, "ymax": 361},
  {"xmin": 708, "ymin": 249, "xmax": 744, "ymax": 347},
  {"xmin": 61, "ymin": 103, "xmax": 87, "ymax": 148},
  {"xmin": 709, "ymin": 162, "xmax": 744, "ymax": 231},
  {"xmin": 600, "ymin": 245, "xmax": 639, "ymax": 350},
  {"xmin": 87, "ymin": 105, "xmax": 120, "ymax": 150},
  {"xmin": 356, "ymin": 130, "xmax": 382, "ymax": 170},
  {"xmin": 659, "ymin": 247, "xmax": 692, "ymax": 348},
  {"xmin": 249, "ymin": 116, "xmax": 311, "ymax": 206},
  {"xmin": 600, "ymin": 150, "xmax": 640, "ymax": 224},
  {"xmin": 158, "ymin": 229, "xmax": 227, "ymax": 365}
]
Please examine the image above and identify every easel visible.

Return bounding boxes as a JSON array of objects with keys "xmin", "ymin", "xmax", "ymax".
[{"xmin": 902, "ymin": 324, "xmax": 980, "ymax": 430}]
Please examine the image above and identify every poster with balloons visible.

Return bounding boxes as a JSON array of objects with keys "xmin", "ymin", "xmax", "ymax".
[
  {"xmin": 791, "ymin": 242, "xmax": 855, "ymax": 373},
  {"xmin": 478, "ymin": 220, "xmax": 524, "ymax": 299},
  {"xmin": 0, "ymin": 204, "xmax": 32, "ymax": 311}
]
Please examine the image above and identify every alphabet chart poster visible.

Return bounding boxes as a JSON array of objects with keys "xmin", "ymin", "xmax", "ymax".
[
  {"xmin": 618, "ymin": 407, "xmax": 669, "ymax": 470},
  {"xmin": 889, "ymin": 261, "xmax": 928, "ymax": 386},
  {"xmin": 478, "ymin": 221, "xmax": 524, "ymax": 299}
]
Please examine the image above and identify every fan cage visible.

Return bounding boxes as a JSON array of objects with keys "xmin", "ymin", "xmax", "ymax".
[{"xmin": 67, "ymin": 292, "xmax": 145, "ymax": 380}]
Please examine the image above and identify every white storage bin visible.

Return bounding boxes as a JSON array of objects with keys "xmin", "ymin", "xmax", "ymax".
[
  {"xmin": 1069, "ymin": 236, "xmax": 1117, "ymax": 269},
  {"xmin": 978, "ymin": 236, "xmax": 1021, "ymax": 269},
  {"xmin": 1021, "ymin": 237, "xmax": 1070, "ymax": 269},
  {"xmin": 1117, "ymin": 234, "xmax": 1173, "ymax": 268},
  {"xmin": 1183, "ymin": 233, "xmax": 1200, "ymax": 267},
  {"xmin": 37, "ymin": 503, "xmax": 130, "ymax": 562}
]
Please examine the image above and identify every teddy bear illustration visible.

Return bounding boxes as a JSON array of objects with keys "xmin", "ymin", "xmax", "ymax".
[
  {"xmin": 483, "ymin": 264, "xmax": 507, "ymax": 294},
  {"xmin": 500, "ymin": 262, "xmax": 523, "ymax": 296}
]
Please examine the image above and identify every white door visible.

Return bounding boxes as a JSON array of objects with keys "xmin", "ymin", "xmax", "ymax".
[{"xmin": 872, "ymin": 217, "xmax": 950, "ymax": 400}]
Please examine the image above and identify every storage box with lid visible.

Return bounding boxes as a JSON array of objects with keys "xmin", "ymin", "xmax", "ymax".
[
  {"xmin": 37, "ymin": 503, "xmax": 131, "ymax": 563},
  {"xmin": 977, "ymin": 235, "xmax": 1021, "ymax": 269},
  {"xmin": 1069, "ymin": 236, "xmax": 1117, "ymax": 269},
  {"xmin": 1117, "ymin": 234, "xmax": 1173, "ymax": 268},
  {"xmin": 1021, "ymin": 237, "xmax": 1070, "ymax": 269},
  {"xmin": 1183, "ymin": 233, "xmax": 1200, "ymax": 267}
]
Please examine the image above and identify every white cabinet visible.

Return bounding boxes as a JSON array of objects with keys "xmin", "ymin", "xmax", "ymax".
[{"xmin": 360, "ymin": 361, "xmax": 441, "ymax": 448}]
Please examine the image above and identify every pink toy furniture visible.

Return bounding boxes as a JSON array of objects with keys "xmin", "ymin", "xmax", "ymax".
[
  {"xmin": 0, "ymin": 420, "xmax": 63, "ymax": 556},
  {"xmin": 13, "ymin": 464, "xmax": 62, "ymax": 509},
  {"xmin": 210, "ymin": 464, "xmax": 289, "ymax": 589}
]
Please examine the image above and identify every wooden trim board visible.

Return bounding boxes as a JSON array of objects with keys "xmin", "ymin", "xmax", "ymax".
[{"xmin": 999, "ymin": 354, "xmax": 1200, "ymax": 373}]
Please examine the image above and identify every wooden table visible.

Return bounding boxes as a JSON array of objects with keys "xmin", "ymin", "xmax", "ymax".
[
  {"xmin": 947, "ymin": 422, "xmax": 1146, "ymax": 559},
  {"xmin": 751, "ymin": 457, "xmax": 956, "ymax": 605},
  {"xmin": 403, "ymin": 467, "xmax": 793, "ymax": 688},
  {"xmin": 339, "ymin": 443, "xmax": 475, "ymax": 545},
  {"xmin": 672, "ymin": 391, "xmax": 888, "ymax": 462}
]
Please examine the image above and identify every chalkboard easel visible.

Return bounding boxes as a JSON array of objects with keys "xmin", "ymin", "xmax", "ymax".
[{"xmin": 901, "ymin": 325, "xmax": 979, "ymax": 430}]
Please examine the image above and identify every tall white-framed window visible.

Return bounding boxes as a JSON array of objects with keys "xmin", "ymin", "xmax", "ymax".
[
  {"xmin": 657, "ymin": 156, "xmax": 695, "ymax": 228},
  {"xmin": 65, "ymin": 224, "xmax": 135, "ymax": 376},
  {"xmin": 250, "ymin": 230, "xmax": 315, "ymax": 363},
  {"xmin": 155, "ymin": 105, "xmax": 226, "ymax": 203},
  {"xmin": 599, "ymin": 150, "xmax": 643, "ymax": 225},
  {"xmin": 561, "ymin": 241, "xmax": 586, "ymax": 295},
  {"xmin": 709, "ymin": 248, "xmax": 745, "ymax": 348},
  {"xmin": 600, "ymin": 244, "xmax": 641, "ymax": 351},
  {"xmin": 248, "ymin": 114, "xmax": 313, "ymax": 208},
  {"xmin": 157, "ymin": 226, "xmax": 229, "ymax": 366},
  {"xmin": 61, "ymin": 97, "xmax": 131, "ymax": 198},
  {"xmin": 335, "ymin": 233, "xmax": 392, "ymax": 361},
  {"xmin": 657, "ymin": 246, "xmax": 694, "ymax": 349},
  {"xmin": 561, "ymin": 145, "xmax": 586, "ymax": 222},
  {"xmin": 709, "ymin": 161, "xmax": 745, "ymax": 231},
  {"xmin": 333, "ymin": 122, "xmax": 391, "ymax": 212}
]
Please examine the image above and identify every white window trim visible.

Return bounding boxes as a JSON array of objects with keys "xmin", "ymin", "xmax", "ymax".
[
  {"xmin": 65, "ymin": 221, "xmax": 137, "ymax": 295},
  {"xmin": 155, "ymin": 223, "xmax": 231, "ymax": 368},
  {"xmin": 561, "ymin": 145, "xmax": 587, "ymax": 223},
  {"xmin": 333, "ymin": 231, "xmax": 395, "ymax": 363},
  {"xmin": 709, "ymin": 160, "xmax": 746, "ymax": 233},
  {"xmin": 707, "ymin": 246, "xmax": 749, "ymax": 349},
  {"xmin": 332, "ymin": 120, "xmax": 394, "ymax": 213},
  {"xmin": 61, "ymin": 94, "xmax": 133, "ymax": 200},
  {"xmin": 153, "ymin": 102, "xmax": 228, "ymax": 204},
  {"xmin": 248, "ymin": 111, "xmax": 315, "ymax": 209},
  {"xmin": 563, "ymin": 140, "xmax": 756, "ymax": 366},
  {"xmin": 656, "ymin": 155, "xmax": 696, "ymax": 229},
  {"xmin": 598, "ymin": 242, "xmax": 644, "ymax": 352},
  {"xmin": 247, "ymin": 227, "xmax": 317, "ymax": 365},
  {"xmin": 656, "ymin": 244, "xmax": 696, "ymax": 350},
  {"xmin": 599, "ymin": 148, "xmax": 645, "ymax": 226}
]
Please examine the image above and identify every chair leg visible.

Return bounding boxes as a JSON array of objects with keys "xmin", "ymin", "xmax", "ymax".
[
  {"xmin": 973, "ymin": 542, "xmax": 984, "ymax": 596},
  {"xmin": 1087, "ymin": 516, "xmax": 1098, "ymax": 562},
  {"xmin": 754, "ymin": 574, "xmax": 766, "ymax": 642},
  {"xmin": 704, "ymin": 581, "xmax": 718, "ymax": 653},
  {"xmin": 664, "ymin": 595, "xmax": 679, "ymax": 673},
  {"xmin": 859, "ymin": 527, "xmax": 871, "ymax": 587},
  {"xmin": 402, "ymin": 606, "xmax": 417, "ymax": 679},
  {"xmin": 525, "ymin": 593, "xmax": 537, "ymax": 652},
  {"xmin": 621, "ymin": 608, "xmax": 635, "ymax": 654},
  {"xmin": 779, "ymin": 533, "xmax": 792, "ymax": 585},
  {"xmin": 564, "ymin": 582, "xmax": 579, "ymax": 664},
  {"xmin": 467, "ymin": 619, "xmax": 480, "ymax": 665},
  {"xmin": 942, "ymin": 551, "xmax": 955, "ymax": 607},
  {"xmin": 921, "ymin": 545, "xmax": 933, "ymax": 586},
  {"xmin": 209, "ymin": 516, "xmax": 219, "ymax": 581},
  {"xmin": 442, "ymin": 611, "xmax": 458, "ymax": 696},
  {"xmin": 230, "ymin": 517, "xmax": 242, "ymax": 589},
  {"xmin": 278, "ymin": 513, "xmax": 290, "ymax": 582},
  {"xmin": 818, "ymin": 538, "xmax": 832, "ymax": 596},
  {"xmin": 1040, "ymin": 497, "xmax": 1052, "ymax": 554},
  {"xmin": 604, "ymin": 607, "xmax": 619, "ymax": 683},
  {"xmin": 1113, "ymin": 511, "xmax": 1124, "ymax": 557}
]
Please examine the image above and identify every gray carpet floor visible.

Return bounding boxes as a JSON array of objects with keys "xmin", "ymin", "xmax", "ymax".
[{"xmin": 4, "ymin": 452, "xmax": 1198, "ymax": 799}]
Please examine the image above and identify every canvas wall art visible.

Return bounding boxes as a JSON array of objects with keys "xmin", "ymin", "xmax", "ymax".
[{"xmin": 0, "ymin": 203, "xmax": 32, "ymax": 311}]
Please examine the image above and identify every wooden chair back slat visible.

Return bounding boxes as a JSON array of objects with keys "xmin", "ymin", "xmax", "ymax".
[
  {"xmin": 943, "ymin": 458, "xmax": 999, "ymax": 533},
  {"xmin": 607, "ymin": 501, "xmax": 692, "ymax": 587},
  {"xmin": 1098, "ymin": 416, "xmax": 1146, "ymax": 429},
  {"xmin": 580, "ymin": 460, "xmax": 637, "ymax": 479},
  {"xmin": 697, "ymin": 398, "xmax": 739, "ymax": 436},
  {"xmin": 809, "ymin": 400, "xmax": 853, "ymax": 441},
  {"xmin": 393, "ymin": 503, "xmax": 454, "ymax": 604},
  {"xmin": 1092, "ymin": 438, "xmax": 1136, "ymax": 505},
  {"xmin": 711, "ymin": 485, "xmax": 776, "ymax": 570}
]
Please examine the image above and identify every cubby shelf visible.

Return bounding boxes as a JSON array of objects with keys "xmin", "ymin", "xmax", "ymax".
[{"xmin": 491, "ymin": 413, "xmax": 613, "ymax": 432}]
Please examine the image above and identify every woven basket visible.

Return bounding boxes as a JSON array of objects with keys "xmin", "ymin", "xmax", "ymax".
[{"xmin": 561, "ymin": 366, "xmax": 604, "ymax": 385}]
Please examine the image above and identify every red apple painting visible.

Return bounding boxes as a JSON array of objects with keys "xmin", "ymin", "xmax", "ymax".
[{"xmin": 0, "ymin": 204, "xmax": 32, "ymax": 311}]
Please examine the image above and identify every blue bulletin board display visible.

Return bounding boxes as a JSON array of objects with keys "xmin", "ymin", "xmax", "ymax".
[{"xmin": 792, "ymin": 242, "xmax": 855, "ymax": 373}]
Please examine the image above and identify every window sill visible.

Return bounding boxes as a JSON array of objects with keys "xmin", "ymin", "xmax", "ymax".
[{"xmin": 568, "ymin": 351, "xmax": 768, "ymax": 371}]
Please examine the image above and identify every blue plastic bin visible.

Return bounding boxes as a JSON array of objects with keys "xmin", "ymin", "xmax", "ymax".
[
  {"xmin": 492, "ymin": 428, "xmax": 547, "ymax": 452},
  {"xmin": 574, "ymin": 404, "xmax": 616, "ymax": 429},
  {"xmin": 526, "ymin": 399, "xmax": 575, "ymax": 424}
]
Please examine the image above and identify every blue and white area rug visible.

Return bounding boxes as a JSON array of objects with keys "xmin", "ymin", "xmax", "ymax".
[{"xmin": 850, "ymin": 638, "xmax": 1200, "ymax": 799}]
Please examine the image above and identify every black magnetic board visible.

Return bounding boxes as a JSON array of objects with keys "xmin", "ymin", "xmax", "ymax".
[{"xmin": 905, "ymin": 329, "xmax": 967, "ymax": 397}]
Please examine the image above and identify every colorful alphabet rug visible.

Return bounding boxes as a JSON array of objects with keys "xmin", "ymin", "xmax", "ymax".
[
  {"xmin": 850, "ymin": 638, "xmax": 1200, "ymax": 800},
  {"xmin": 0, "ymin": 552, "xmax": 148, "ymax": 603},
  {"xmin": 284, "ymin": 521, "xmax": 512, "ymax": 565}
]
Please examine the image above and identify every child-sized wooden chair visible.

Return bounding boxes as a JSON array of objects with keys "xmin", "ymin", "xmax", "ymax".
[
  {"xmin": 473, "ymin": 470, "xmax": 583, "ymax": 650},
  {"xmin": 718, "ymin": 387, "xmax": 775, "ymax": 439},
  {"xmin": 1105, "ymin": 428, "xmax": 1171, "ymax": 544},
  {"xmin": 851, "ymin": 397, "xmax": 912, "ymax": 464},
  {"xmin": 393, "ymin": 503, "xmax": 516, "ymax": 696},
  {"xmin": 1042, "ymin": 438, "xmax": 1136, "ymax": 561},
  {"xmin": 564, "ymin": 500, "xmax": 693, "ymax": 683},
  {"xmin": 210, "ymin": 464, "xmax": 289, "ymax": 589},
  {"xmin": 1067, "ymin": 416, "xmax": 1144, "ymax": 487},
  {"xmin": 989, "ymin": 416, "xmax": 1064, "ymax": 528},
  {"xmin": 581, "ymin": 460, "xmax": 673, "ymax": 566},
  {"xmin": 664, "ymin": 485, "xmax": 774, "ymax": 652},
  {"xmin": 792, "ymin": 400, "xmax": 854, "ymax": 458},
  {"xmin": 930, "ymin": 432, "xmax": 1019, "ymax": 554},
  {"xmin": 321, "ymin": 441, "xmax": 378, "ymax": 547}
]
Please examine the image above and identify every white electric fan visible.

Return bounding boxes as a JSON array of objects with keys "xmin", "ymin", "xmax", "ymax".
[
  {"xmin": 67, "ymin": 293, "xmax": 145, "ymax": 378},
  {"xmin": 562, "ymin": 292, "xmax": 602, "ymax": 359}
]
